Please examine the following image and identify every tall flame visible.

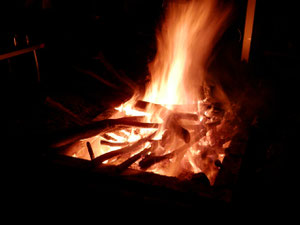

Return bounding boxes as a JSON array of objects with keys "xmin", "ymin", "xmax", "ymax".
[{"xmin": 144, "ymin": 0, "xmax": 231, "ymax": 105}]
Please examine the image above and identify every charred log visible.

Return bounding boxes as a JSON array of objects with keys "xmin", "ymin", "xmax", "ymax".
[
  {"xmin": 139, "ymin": 154, "xmax": 171, "ymax": 170},
  {"xmin": 117, "ymin": 141, "xmax": 159, "ymax": 172},
  {"xmin": 86, "ymin": 141, "xmax": 95, "ymax": 160}
]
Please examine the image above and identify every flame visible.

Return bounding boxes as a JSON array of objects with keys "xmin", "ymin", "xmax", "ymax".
[
  {"xmin": 144, "ymin": 0, "xmax": 231, "ymax": 106},
  {"xmin": 67, "ymin": 0, "xmax": 236, "ymax": 185}
]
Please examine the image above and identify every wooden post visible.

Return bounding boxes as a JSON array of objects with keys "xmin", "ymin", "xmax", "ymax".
[{"xmin": 241, "ymin": 0, "xmax": 256, "ymax": 62}]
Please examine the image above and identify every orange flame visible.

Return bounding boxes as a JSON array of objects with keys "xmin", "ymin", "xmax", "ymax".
[{"xmin": 144, "ymin": 0, "xmax": 232, "ymax": 106}]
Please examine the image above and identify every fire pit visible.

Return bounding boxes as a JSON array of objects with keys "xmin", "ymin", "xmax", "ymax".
[
  {"xmin": 6, "ymin": 0, "xmax": 297, "ymax": 217},
  {"xmin": 43, "ymin": 0, "xmax": 252, "ymax": 206}
]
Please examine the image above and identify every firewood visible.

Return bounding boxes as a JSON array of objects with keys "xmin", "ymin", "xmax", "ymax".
[
  {"xmin": 92, "ymin": 131, "xmax": 157, "ymax": 166},
  {"xmin": 117, "ymin": 141, "xmax": 159, "ymax": 172},
  {"xmin": 49, "ymin": 117, "xmax": 160, "ymax": 148},
  {"xmin": 139, "ymin": 131, "xmax": 205, "ymax": 169},
  {"xmin": 135, "ymin": 100, "xmax": 198, "ymax": 122},
  {"xmin": 139, "ymin": 154, "xmax": 170, "ymax": 170},
  {"xmin": 135, "ymin": 101, "xmax": 199, "ymax": 117},
  {"xmin": 134, "ymin": 100, "xmax": 167, "ymax": 111},
  {"xmin": 173, "ymin": 112, "xmax": 199, "ymax": 121},
  {"xmin": 134, "ymin": 101, "xmax": 196, "ymax": 143},
  {"xmin": 173, "ymin": 123, "xmax": 190, "ymax": 143},
  {"xmin": 100, "ymin": 140, "xmax": 130, "ymax": 147},
  {"xmin": 134, "ymin": 101, "xmax": 193, "ymax": 143},
  {"xmin": 101, "ymin": 133, "xmax": 117, "ymax": 141},
  {"xmin": 166, "ymin": 115, "xmax": 190, "ymax": 143},
  {"xmin": 114, "ymin": 118, "xmax": 160, "ymax": 128},
  {"xmin": 86, "ymin": 141, "xmax": 95, "ymax": 160},
  {"xmin": 112, "ymin": 129, "xmax": 130, "ymax": 139},
  {"xmin": 167, "ymin": 104, "xmax": 198, "ymax": 112},
  {"xmin": 160, "ymin": 130, "xmax": 172, "ymax": 147},
  {"xmin": 134, "ymin": 100, "xmax": 170, "ymax": 118}
]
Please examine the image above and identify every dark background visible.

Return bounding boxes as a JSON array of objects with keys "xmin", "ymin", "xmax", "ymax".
[{"xmin": 3, "ymin": 0, "xmax": 298, "ymax": 219}]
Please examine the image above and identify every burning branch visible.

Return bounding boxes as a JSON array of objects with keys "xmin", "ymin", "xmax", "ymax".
[
  {"xmin": 100, "ymin": 140, "xmax": 130, "ymax": 147},
  {"xmin": 139, "ymin": 130, "xmax": 206, "ymax": 170},
  {"xmin": 134, "ymin": 100, "xmax": 196, "ymax": 143},
  {"xmin": 117, "ymin": 141, "xmax": 159, "ymax": 172},
  {"xmin": 50, "ymin": 117, "xmax": 159, "ymax": 148},
  {"xmin": 92, "ymin": 131, "xmax": 157, "ymax": 166}
]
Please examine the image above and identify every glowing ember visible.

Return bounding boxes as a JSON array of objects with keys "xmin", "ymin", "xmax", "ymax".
[{"xmin": 67, "ymin": 0, "xmax": 238, "ymax": 184}]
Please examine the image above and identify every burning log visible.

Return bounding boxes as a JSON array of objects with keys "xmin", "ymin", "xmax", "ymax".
[
  {"xmin": 134, "ymin": 100, "xmax": 199, "ymax": 121},
  {"xmin": 166, "ymin": 114, "xmax": 190, "ymax": 143},
  {"xmin": 101, "ymin": 133, "xmax": 117, "ymax": 141},
  {"xmin": 134, "ymin": 100, "xmax": 167, "ymax": 112},
  {"xmin": 139, "ymin": 154, "xmax": 170, "ymax": 170},
  {"xmin": 167, "ymin": 104, "xmax": 198, "ymax": 112},
  {"xmin": 173, "ymin": 112, "xmax": 199, "ymax": 121},
  {"xmin": 117, "ymin": 141, "xmax": 159, "ymax": 172},
  {"xmin": 160, "ymin": 130, "xmax": 172, "ymax": 147},
  {"xmin": 112, "ymin": 130, "xmax": 130, "ymax": 140},
  {"xmin": 139, "ymin": 131, "xmax": 205, "ymax": 169},
  {"xmin": 86, "ymin": 141, "xmax": 95, "ymax": 160},
  {"xmin": 100, "ymin": 140, "xmax": 130, "ymax": 147},
  {"xmin": 135, "ymin": 100, "xmax": 200, "ymax": 143},
  {"xmin": 92, "ymin": 131, "xmax": 157, "ymax": 166},
  {"xmin": 50, "ymin": 117, "xmax": 159, "ymax": 148}
]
